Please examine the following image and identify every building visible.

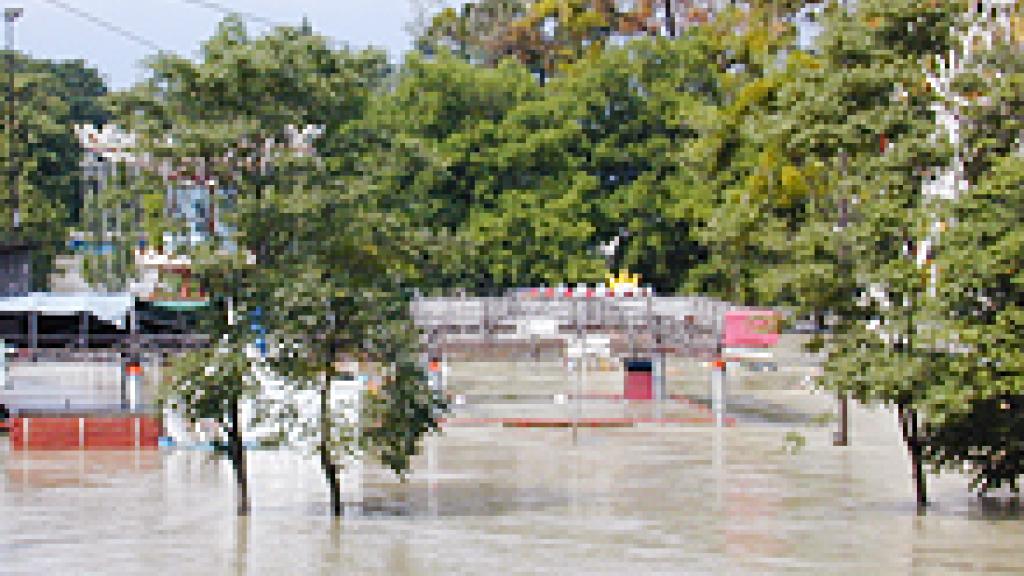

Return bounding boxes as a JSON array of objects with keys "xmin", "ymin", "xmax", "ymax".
[{"xmin": 74, "ymin": 123, "xmax": 323, "ymax": 304}]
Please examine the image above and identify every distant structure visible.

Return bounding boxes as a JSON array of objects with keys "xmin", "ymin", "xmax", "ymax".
[
  {"xmin": 284, "ymin": 124, "xmax": 324, "ymax": 158},
  {"xmin": 0, "ymin": 242, "xmax": 32, "ymax": 296},
  {"xmin": 74, "ymin": 123, "xmax": 324, "ymax": 304}
]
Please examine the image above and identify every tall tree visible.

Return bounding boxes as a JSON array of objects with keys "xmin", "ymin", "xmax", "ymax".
[
  {"xmin": 417, "ymin": 0, "xmax": 665, "ymax": 83},
  {"xmin": 257, "ymin": 160, "xmax": 444, "ymax": 515},
  {"xmin": 921, "ymin": 30, "xmax": 1024, "ymax": 495},
  {"xmin": 765, "ymin": 0, "xmax": 962, "ymax": 507},
  {"xmin": 112, "ymin": 18, "xmax": 443, "ymax": 516},
  {"xmin": 167, "ymin": 248, "xmax": 262, "ymax": 515},
  {"xmin": 0, "ymin": 54, "xmax": 107, "ymax": 288}
]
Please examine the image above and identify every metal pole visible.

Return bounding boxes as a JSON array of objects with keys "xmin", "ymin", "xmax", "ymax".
[
  {"xmin": 78, "ymin": 311, "xmax": 88, "ymax": 349},
  {"xmin": 27, "ymin": 309, "xmax": 36, "ymax": 352},
  {"xmin": 711, "ymin": 312, "xmax": 726, "ymax": 427},
  {"xmin": 578, "ymin": 309, "xmax": 585, "ymax": 440},
  {"xmin": 573, "ymin": 300, "xmax": 581, "ymax": 444},
  {"xmin": 835, "ymin": 151, "xmax": 850, "ymax": 446},
  {"xmin": 711, "ymin": 360, "xmax": 725, "ymax": 427},
  {"xmin": 4, "ymin": 8, "xmax": 21, "ymax": 229},
  {"xmin": 713, "ymin": 425, "xmax": 724, "ymax": 512},
  {"xmin": 655, "ymin": 350, "xmax": 666, "ymax": 401},
  {"xmin": 120, "ymin": 356, "xmax": 128, "ymax": 411}
]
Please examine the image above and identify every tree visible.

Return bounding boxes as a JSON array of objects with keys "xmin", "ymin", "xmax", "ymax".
[
  {"xmin": 166, "ymin": 249, "xmax": 263, "ymax": 515},
  {"xmin": 764, "ymin": 0, "xmax": 962, "ymax": 508},
  {"xmin": 675, "ymin": 1, "xmax": 825, "ymax": 304},
  {"xmin": 0, "ymin": 54, "xmax": 107, "ymax": 289},
  {"xmin": 686, "ymin": 0, "xmax": 985, "ymax": 506},
  {"xmin": 403, "ymin": 3, "xmax": 822, "ymax": 295},
  {"xmin": 416, "ymin": 0, "xmax": 667, "ymax": 84},
  {"xmin": 924, "ymin": 155, "xmax": 1024, "ymax": 494},
  {"xmin": 345, "ymin": 51, "xmax": 546, "ymax": 291},
  {"xmin": 915, "ymin": 25, "xmax": 1024, "ymax": 496},
  {"xmin": 112, "ymin": 18, "xmax": 445, "ymax": 516},
  {"xmin": 415, "ymin": 0, "xmax": 529, "ymax": 64}
]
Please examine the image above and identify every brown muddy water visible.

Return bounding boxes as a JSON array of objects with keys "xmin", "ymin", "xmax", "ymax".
[{"xmin": 2, "ymin": 402, "xmax": 1024, "ymax": 575}]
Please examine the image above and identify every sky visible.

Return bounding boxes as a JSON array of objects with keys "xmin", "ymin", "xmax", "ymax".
[
  {"xmin": 11, "ymin": 0, "xmax": 445, "ymax": 89},
  {"xmin": 11, "ymin": 1, "xmax": 820, "ymax": 91}
]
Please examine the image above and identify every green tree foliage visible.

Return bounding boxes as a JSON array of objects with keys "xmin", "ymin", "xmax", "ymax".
[
  {"xmin": 0, "ymin": 54, "xmax": 107, "ymax": 288},
  {"xmin": 257, "ymin": 162, "xmax": 444, "ymax": 514},
  {"xmin": 415, "ymin": 0, "xmax": 529, "ymax": 64},
  {"xmin": 381, "ymin": 34, "xmax": 743, "ymax": 292},
  {"xmin": 925, "ymin": 155, "xmax": 1024, "ymax": 495},
  {"xmin": 79, "ymin": 172, "xmax": 159, "ymax": 291},
  {"xmin": 113, "ymin": 18, "xmax": 444, "ymax": 516},
  {"xmin": 167, "ymin": 248, "xmax": 262, "ymax": 515},
  {"xmin": 759, "ymin": 0, "xmax": 964, "ymax": 507},
  {"xmin": 417, "ymin": 0, "xmax": 674, "ymax": 83},
  {"xmin": 924, "ymin": 396, "xmax": 1024, "ymax": 495}
]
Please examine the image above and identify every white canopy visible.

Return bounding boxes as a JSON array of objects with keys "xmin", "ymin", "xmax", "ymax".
[{"xmin": 0, "ymin": 293, "xmax": 133, "ymax": 329}]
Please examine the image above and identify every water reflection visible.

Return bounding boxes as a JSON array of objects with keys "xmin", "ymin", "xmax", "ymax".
[{"xmin": 234, "ymin": 515, "xmax": 249, "ymax": 576}]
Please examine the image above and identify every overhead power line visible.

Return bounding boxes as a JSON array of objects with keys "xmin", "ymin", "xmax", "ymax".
[
  {"xmin": 173, "ymin": 0, "xmax": 288, "ymax": 28},
  {"xmin": 39, "ymin": 0, "xmax": 167, "ymax": 53}
]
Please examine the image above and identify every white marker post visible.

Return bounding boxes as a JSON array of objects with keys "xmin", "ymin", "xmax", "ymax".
[
  {"xmin": 653, "ymin": 352, "xmax": 666, "ymax": 402},
  {"xmin": 711, "ymin": 359, "xmax": 726, "ymax": 428}
]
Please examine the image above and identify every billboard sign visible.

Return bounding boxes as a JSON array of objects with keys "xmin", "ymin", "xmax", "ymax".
[{"xmin": 723, "ymin": 310, "xmax": 780, "ymax": 348}]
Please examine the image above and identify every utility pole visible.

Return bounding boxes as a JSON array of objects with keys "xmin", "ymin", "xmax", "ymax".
[{"xmin": 5, "ymin": 7, "xmax": 21, "ymax": 230}]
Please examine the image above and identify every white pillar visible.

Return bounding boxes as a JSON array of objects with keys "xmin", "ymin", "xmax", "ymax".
[
  {"xmin": 711, "ymin": 361, "xmax": 726, "ymax": 427},
  {"xmin": 441, "ymin": 355, "xmax": 447, "ymax": 393},
  {"xmin": 653, "ymin": 352, "xmax": 666, "ymax": 401},
  {"xmin": 128, "ymin": 368, "xmax": 141, "ymax": 411}
]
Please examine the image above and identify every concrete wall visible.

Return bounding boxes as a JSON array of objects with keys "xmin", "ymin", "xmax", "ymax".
[{"xmin": 1, "ymin": 360, "xmax": 160, "ymax": 412}]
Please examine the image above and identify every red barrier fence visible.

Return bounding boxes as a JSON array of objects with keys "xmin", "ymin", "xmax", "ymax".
[{"xmin": 8, "ymin": 416, "xmax": 161, "ymax": 450}]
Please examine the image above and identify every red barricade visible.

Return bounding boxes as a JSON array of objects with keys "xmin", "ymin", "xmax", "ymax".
[{"xmin": 9, "ymin": 416, "xmax": 161, "ymax": 450}]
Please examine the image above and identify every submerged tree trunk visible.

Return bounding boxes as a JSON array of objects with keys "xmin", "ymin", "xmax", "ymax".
[
  {"xmin": 228, "ymin": 394, "xmax": 250, "ymax": 516},
  {"xmin": 898, "ymin": 404, "xmax": 927, "ymax": 511},
  {"xmin": 320, "ymin": 373, "xmax": 342, "ymax": 517},
  {"xmin": 908, "ymin": 408, "xmax": 927, "ymax": 510}
]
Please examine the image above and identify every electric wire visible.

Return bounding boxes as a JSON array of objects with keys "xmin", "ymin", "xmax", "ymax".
[
  {"xmin": 38, "ymin": 0, "xmax": 167, "ymax": 53},
  {"xmin": 172, "ymin": 0, "xmax": 288, "ymax": 28}
]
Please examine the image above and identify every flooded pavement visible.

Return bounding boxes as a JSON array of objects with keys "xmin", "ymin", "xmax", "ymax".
[{"xmin": 3, "ymin": 400, "xmax": 1024, "ymax": 575}]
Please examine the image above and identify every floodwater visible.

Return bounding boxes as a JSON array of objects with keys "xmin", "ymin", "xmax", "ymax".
[{"xmin": 3, "ymin": 401, "xmax": 1024, "ymax": 575}]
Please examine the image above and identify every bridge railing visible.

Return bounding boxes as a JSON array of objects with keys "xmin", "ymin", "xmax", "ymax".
[{"xmin": 411, "ymin": 295, "xmax": 731, "ymax": 357}]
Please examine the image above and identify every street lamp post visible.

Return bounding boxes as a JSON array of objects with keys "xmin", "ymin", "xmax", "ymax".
[{"xmin": 5, "ymin": 7, "xmax": 22, "ymax": 230}]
